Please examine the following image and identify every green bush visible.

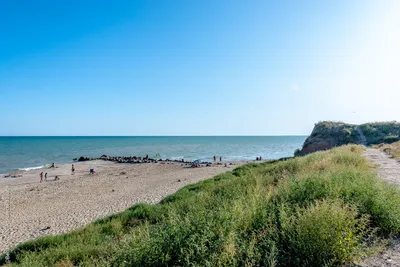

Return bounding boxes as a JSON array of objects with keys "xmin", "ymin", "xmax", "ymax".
[{"xmin": 278, "ymin": 200, "xmax": 370, "ymax": 266}]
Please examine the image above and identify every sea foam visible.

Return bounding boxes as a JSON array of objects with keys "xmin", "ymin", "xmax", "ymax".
[{"xmin": 18, "ymin": 165, "xmax": 45, "ymax": 171}]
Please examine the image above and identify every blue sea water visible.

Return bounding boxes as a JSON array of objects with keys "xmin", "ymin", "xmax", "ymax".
[{"xmin": 0, "ymin": 136, "xmax": 306, "ymax": 174}]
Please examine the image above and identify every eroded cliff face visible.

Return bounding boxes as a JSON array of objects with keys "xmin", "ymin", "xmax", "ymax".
[
  {"xmin": 296, "ymin": 121, "xmax": 400, "ymax": 156},
  {"xmin": 295, "ymin": 122, "xmax": 360, "ymax": 156}
]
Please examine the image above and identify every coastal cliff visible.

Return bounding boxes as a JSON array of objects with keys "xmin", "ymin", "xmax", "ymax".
[{"xmin": 295, "ymin": 121, "xmax": 400, "ymax": 156}]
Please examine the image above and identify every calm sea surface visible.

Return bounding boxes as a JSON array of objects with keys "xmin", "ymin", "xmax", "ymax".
[{"xmin": 0, "ymin": 136, "xmax": 306, "ymax": 174}]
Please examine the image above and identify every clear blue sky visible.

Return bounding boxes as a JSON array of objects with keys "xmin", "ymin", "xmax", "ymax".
[{"xmin": 1, "ymin": 0, "xmax": 399, "ymax": 135}]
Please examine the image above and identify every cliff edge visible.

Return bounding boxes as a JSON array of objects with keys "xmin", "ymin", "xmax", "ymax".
[{"xmin": 295, "ymin": 121, "xmax": 400, "ymax": 156}]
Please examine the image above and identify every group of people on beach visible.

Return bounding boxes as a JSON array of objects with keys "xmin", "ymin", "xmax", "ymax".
[
  {"xmin": 38, "ymin": 163, "xmax": 97, "ymax": 182},
  {"xmin": 256, "ymin": 156, "xmax": 263, "ymax": 161}
]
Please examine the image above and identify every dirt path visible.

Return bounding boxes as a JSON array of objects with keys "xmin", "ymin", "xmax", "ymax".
[
  {"xmin": 357, "ymin": 126, "xmax": 368, "ymax": 145},
  {"xmin": 364, "ymin": 148, "xmax": 400, "ymax": 186},
  {"xmin": 359, "ymin": 148, "xmax": 400, "ymax": 266}
]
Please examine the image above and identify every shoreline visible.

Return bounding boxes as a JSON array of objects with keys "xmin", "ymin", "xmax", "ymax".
[
  {"xmin": 1, "ymin": 157, "xmax": 262, "ymax": 177},
  {"xmin": 1, "ymin": 156, "xmax": 264, "ymax": 178},
  {"xmin": 0, "ymin": 159, "xmax": 260, "ymax": 253}
]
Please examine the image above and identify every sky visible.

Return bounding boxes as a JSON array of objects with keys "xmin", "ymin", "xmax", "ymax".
[{"xmin": 0, "ymin": 0, "xmax": 399, "ymax": 136}]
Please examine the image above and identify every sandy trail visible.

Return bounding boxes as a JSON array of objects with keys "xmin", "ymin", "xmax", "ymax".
[
  {"xmin": 360, "ymin": 148, "xmax": 400, "ymax": 267},
  {"xmin": 0, "ymin": 160, "xmax": 245, "ymax": 253},
  {"xmin": 357, "ymin": 126, "xmax": 368, "ymax": 145}
]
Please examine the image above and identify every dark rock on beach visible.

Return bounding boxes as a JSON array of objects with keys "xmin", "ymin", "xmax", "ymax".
[
  {"xmin": 74, "ymin": 154, "xmax": 201, "ymax": 165},
  {"xmin": 77, "ymin": 156, "xmax": 91, "ymax": 162}
]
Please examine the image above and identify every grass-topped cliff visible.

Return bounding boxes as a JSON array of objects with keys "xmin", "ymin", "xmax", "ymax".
[
  {"xmin": 2, "ymin": 145, "xmax": 400, "ymax": 266},
  {"xmin": 295, "ymin": 121, "xmax": 400, "ymax": 156},
  {"xmin": 360, "ymin": 122, "xmax": 400, "ymax": 144}
]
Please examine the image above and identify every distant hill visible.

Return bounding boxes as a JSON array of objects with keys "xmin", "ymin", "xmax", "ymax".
[{"xmin": 295, "ymin": 121, "xmax": 400, "ymax": 156}]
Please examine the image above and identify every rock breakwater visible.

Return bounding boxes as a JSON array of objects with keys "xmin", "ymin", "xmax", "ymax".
[{"xmin": 74, "ymin": 155, "xmax": 211, "ymax": 165}]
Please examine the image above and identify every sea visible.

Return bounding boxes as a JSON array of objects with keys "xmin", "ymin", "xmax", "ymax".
[{"xmin": 0, "ymin": 136, "xmax": 307, "ymax": 174}]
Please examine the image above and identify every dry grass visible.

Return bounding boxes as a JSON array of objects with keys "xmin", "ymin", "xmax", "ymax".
[{"xmin": 374, "ymin": 141, "xmax": 400, "ymax": 159}]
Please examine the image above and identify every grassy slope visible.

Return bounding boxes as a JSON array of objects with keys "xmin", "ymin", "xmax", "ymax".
[{"xmin": 2, "ymin": 146, "xmax": 400, "ymax": 267}]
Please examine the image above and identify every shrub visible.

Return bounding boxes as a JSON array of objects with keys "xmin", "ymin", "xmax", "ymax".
[{"xmin": 278, "ymin": 200, "xmax": 371, "ymax": 267}]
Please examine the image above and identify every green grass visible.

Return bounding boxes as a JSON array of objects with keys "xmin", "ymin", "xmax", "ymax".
[{"xmin": 2, "ymin": 145, "xmax": 400, "ymax": 266}]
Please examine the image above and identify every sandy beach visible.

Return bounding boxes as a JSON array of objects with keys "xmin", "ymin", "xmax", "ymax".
[{"xmin": 0, "ymin": 160, "xmax": 247, "ymax": 253}]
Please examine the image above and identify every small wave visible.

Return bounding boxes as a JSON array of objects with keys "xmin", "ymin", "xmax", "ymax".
[{"xmin": 18, "ymin": 165, "xmax": 45, "ymax": 171}]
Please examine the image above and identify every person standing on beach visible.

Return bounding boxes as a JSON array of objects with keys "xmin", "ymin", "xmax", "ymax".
[
  {"xmin": 39, "ymin": 172, "xmax": 43, "ymax": 183},
  {"xmin": 72, "ymin": 164, "xmax": 75, "ymax": 174},
  {"xmin": 44, "ymin": 173, "xmax": 48, "ymax": 182},
  {"xmin": 219, "ymin": 156, "xmax": 222, "ymax": 162},
  {"xmin": 213, "ymin": 155, "xmax": 216, "ymax": 161}
]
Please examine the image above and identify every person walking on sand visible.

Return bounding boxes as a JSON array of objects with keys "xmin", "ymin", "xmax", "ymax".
[
  {"xmin": 71, "ymin": 164, "xmax": 75, "ymax": 174},
  {"xmin": 44, "ymin": 173, "xmax": 48, "ymax": 182},
  {"xmin": 39, "ymin": 172, "xmax": 43, "ymax": 183}
]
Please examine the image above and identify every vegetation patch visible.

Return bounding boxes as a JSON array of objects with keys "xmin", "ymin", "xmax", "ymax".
[
  {"xmin": 360, "ymin": 122, "xmax": 400, "ymax": 145},
  {"xmin": 374, "ymin": 141, "xmax": 400, "ymax": 159},
  {"xmin": 2, "ymin": 145, "xmax": 400, "ymax": 266}
]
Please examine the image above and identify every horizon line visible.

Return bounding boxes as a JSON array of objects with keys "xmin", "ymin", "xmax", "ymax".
[{"xmin": 0, "ymin": 135, "xmax": 309, "ymax": 137}]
